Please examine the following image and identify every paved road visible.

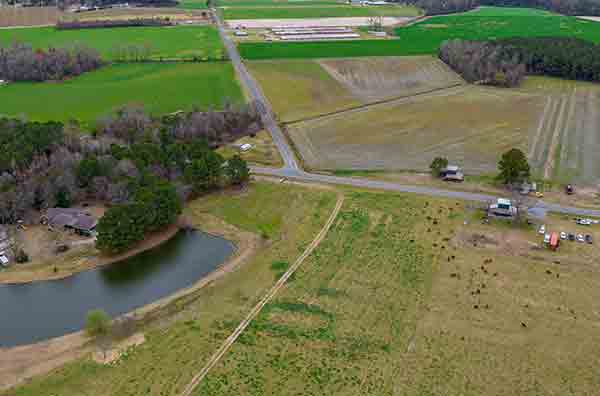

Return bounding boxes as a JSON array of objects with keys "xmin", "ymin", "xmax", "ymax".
[
  {"xmin": 214, "ymin": 11, "xmax": 600, "ymax": 218},
  {"xmin": 251, "ymin": 167, "xmax": 600, "ymax": 217},
  {"xmin": 215, "ymin": 14, "xmax": 300, "ymax": 171}
]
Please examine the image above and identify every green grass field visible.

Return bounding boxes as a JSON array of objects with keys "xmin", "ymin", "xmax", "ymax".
[
  {"xmin": 394, "ymin": 6, "xmax": 600, "ymax": 54},
  {"xmin": 239, "ymin": 40, "xmax": 422, "ymax": 60},
  {"xmin": 239, "ymin": 7, "xmax": 600, "ymax": 59},
  {"xmin": 0, "ymin": 25, "xmax": 223, "ymax": 60},
  {"xmin": 217, "ymin": 0, "xmax": 342, "ymax": 6},
  {"xmin": 222, "ymin": 4, "xmax": 419, "ymax": 19},
  {"xmin": 177, "ymin": 0, "xmax": 209, "ymax": 9},
  {"xmin": 0, "ymin": 62, "xmax": 243, "ymax": 123}
]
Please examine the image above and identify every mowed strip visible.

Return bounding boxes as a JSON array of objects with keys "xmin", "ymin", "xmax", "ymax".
[
  {"xmin": 0, "ymin": 25, "xmax": 224, "ymax": 60},
  {"xmin": 0, "ymin": 62, "xmax": 244, "ymax": 122},
  {"xmin": 524, "ymin": 77, "xmax": 600, "ymax": 184}
]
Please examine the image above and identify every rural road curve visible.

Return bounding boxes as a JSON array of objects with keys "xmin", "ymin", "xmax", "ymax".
[
  {"xmin": 215, "ymin": 11, "xmax": 600, "ymax": 218},
  {"xmin": 179, "ymin": 194, "xmax": 344, "ymax": 396},
  {"xmin": 215, "ymin": 13, "xmax": 300, "ymax": 171}
]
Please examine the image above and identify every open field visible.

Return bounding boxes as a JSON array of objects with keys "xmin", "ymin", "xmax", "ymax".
[
  {"xmin": 394, "ymin": 6, "xmax": 600, "ymax": 54},
  {"xmin": 1, "ymin": 182, "xmax": 338, "ymax": 395},
  {"xmin": 288, "ymin": 85, "xmax": 542, "ymax": 172},
  {"xmin": 64, "ymin": 7, "xmax": 210, "ymax": 21},
  {"xmin": 247, "ymin": 56, "xmax": 462, "ymax": 121},
  {"xmin": 221, "ymin": 5, "xmax": 420, "ymax": 19},
  {"xmin": 227, "ymin": 15, "xmax": 412, "ymax": 28},
  {"xmin": 240, "ymin": 38, "xmax": 420, "ymax": 59},
  {"xmin": 0, "ymin": 62, "xmax": 243, "ymax": 123},
  {"xmin": 0, "ymin": 25, "xmax": 223, "ymax": 60},
  {"xmin": 246, "ymin": 59, "xmax": 359, "ymax": 122},
  {"xmin": 195, "ymin": 189, "xmax": 600, "ymax": 395},
  {"xmin": 318, "ymin": 56, "xmax": 463, "ymax": 102},
  {"xmin": 522, "ymin": 77, "xmax": 600, "ymax": 184},
  {"xmin": 0, "ymin": 6, "xmax": 62, "ymax": 27}
]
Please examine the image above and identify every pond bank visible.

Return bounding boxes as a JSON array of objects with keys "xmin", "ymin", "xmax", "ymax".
[
  {"xmin": 0, "ymin": 220, "xmax": 183, "ymax": 285},
  {"xmin": 0, "ymin": 214, "xmax": 260, "ymax": 391}
]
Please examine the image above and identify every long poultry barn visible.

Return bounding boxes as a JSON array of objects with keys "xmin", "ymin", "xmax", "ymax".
[{"xmin": 270, "ymin": 26, "xmax": 360, "ymax": 41}]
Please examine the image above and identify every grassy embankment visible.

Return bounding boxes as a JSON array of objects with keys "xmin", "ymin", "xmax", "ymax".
[
  {"xmin": 0, "ymin": 62, "xmax": 243, "ymax": 123},
  {"xmin": 2, "ymin": 182, "xmax": 338, "ymax": 395},
  {"xmin": 239, "ymin": 7, "xmax": 600, "ymax": 59}
]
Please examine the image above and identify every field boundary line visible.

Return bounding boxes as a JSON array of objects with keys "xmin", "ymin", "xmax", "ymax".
[
  {"xmin": 178, "ymin": 194, "xmax": 345, "ymax": 396},
  {"xmin": 544, "ymin": 94, "xmax": 568, "ymax": 179},
  {"xmin": 284, "ymin": 83, "xmax": 466, "ymax": 126},
  {"xmin": 528, "ymin": 95, "xmax": 552, "ymax": 161}
]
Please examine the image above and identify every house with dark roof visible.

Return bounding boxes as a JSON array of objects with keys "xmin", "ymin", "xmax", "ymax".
[{"xmin": 42, "ymin": 208, "xmax": 98, "ymax": 236}]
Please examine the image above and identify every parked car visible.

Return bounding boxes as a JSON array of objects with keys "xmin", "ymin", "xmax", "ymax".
[
  {"xmin": 585, "ymin": 234, "xmax": 593, "ymax": 244},
  {"xmin": 560, "ymin": 232, "xmax": 567, "ymax": 240},
  {"xmin": 577, "ymin": 234, "xmax": 585, "ymax": 243},
  {"xmin": 576, "ymin": 218, "xmax": 592, "ymax": 226},
  {"xmin": 538, "ymin": 225, "xmax": 546, "ymax": 235},
  {"xmin": 568, "ymin": 233, "xmax": 576, "ymax": 241},
  {"xmin": 543, "ymin": 233, "xmax": 551, "ymax": 244},
  {"xmin": 566, "ymin": 184, "xmax": 574, "ymax": 195}
]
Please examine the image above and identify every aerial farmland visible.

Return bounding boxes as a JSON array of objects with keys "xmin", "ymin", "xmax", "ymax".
[{"xmin": 3, "ymin": 1, "xmax": 600, "ymax": 396}]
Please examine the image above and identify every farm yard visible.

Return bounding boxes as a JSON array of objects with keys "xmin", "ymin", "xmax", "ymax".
[
  {"xmin": 247, "ymin": 56, "xmax": 462, "ymax": 121},
  {"xmin": 287, "ymin": 85, "xmax": 542, "ymax": 172},
  {"xmin": 0, "ymin": 62, "xmax": 244, "ymax": 123},
  {"xmin": 0, "ymin": 25, "xmax": 224, "ymax": 61}
]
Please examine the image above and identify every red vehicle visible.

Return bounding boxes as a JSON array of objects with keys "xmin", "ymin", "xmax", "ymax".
[{"xmin": 549, "ymin": 232, "xmax": 560, "ymax": 251}]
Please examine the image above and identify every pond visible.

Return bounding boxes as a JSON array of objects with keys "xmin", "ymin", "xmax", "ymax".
[{"xmin": 0, "ymin": 230, "xmax": 234, "ymax": 348}]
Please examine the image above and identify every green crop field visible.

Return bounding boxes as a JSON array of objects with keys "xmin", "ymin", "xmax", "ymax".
[
  {"xmin": 239, "ymin": 40, "xmax": 424, "ymax": 60},
  {"xmin": 239, "ymin": 7, "xmax": 600, "ymax": 59},
  {"xmin": 217, "ymin": 0, "xmax": 342, "ymax": 7},
  {"xmin": 394, "ymin": 6, "xmax": 600, "ymax": 54},
  {"xmin": 177, "ymin": 0, "xmax": 209, "ymax": 9},
  {"xmin": 0, "ymin": 25, "xmax": 224, "ymax": 60},
  {"xmin": 222, "ymin": 4, "xmax": 419, "ymax": 19},
  {"xmin": 0, "ymin": 62, "xmax": 243, "ymax": 123}
]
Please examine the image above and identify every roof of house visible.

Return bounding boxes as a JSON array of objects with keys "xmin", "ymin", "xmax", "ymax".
[
  {"xmin": 497, "ymin": 198, "xmax": 512, "ymax": 206},
  {"xmin": 45, "ymin": 208, "xmax": 98, "ymax": 231},
  {"xmin": 442, "ymin": 165, "xmax": 461, "ymax": 172}
]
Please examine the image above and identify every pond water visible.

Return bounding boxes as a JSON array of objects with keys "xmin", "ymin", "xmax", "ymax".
[{"xmin": 0, "ymin": 230, "xmax": 234, "ymax": 348}]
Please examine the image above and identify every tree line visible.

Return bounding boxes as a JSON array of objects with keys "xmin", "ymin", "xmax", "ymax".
[
  {"xmin": 439, "ymin": 37, "xmax": 600, "ymax": 87},
  {"xmin": 0, "ymin": 104, "xmax": 259, "ymax": 239},
  {"xmin": 439, "ymin": 39, "xmax": 526, "ymax": 87},
  {"xmin": 0, "ymin": 42, "xmax": 104, "ymax": 82}
]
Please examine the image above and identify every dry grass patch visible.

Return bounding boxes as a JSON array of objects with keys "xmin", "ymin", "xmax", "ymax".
[
  {"xmin": 318, "ymin": 55, "xmax": 463, "ymax": 102},
  {"xmin": 289, "ymin": 86, "xmax": 542, "ymax": 172},
  {"xmin": 247, "ymin": 59, "xmax": 359, "ymax": 122}
]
